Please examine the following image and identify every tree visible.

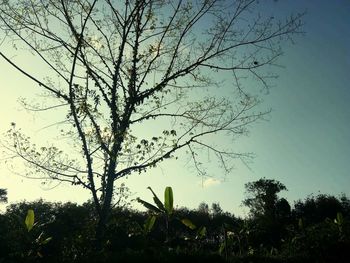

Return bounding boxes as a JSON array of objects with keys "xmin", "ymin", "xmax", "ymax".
[
  {"xmin": 0, "ymin": 0, "xmax": 303, "ymax": 246},
  {"xmin": 0, "ymin": 188, "xmax": 7, "ymax": 203},
  {"xmin": 243, "ymin": 178, "xmax": 287, "ymax": 218},
  {"xmin": 243, "ymin": 178, "xmax": 289, "ymax": 248},
  {"xmin": 211, "ymin": 202, "xmax": 223, "ymax": 216},
  {"xmin": 293, "ymin": 194, "xmax": 346, "ymax": 225},
  {"xmin": 275, "ymin": 197, "xmax": 291, "ymax": 220},
  {"xmin": 198, "ymin": 202, "xmax": 209, "ymax": 215}
]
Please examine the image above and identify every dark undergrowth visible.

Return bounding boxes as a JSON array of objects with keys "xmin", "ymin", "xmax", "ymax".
[{"xmin": 0, "ymin": 189, "xmax": 349, "ymax": 263}]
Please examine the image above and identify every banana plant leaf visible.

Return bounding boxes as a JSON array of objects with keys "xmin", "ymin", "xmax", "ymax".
[
  {"xmin": 25, "ymin": 209, "xmax": 34, "ymax": 232},
  {"xmin": 144, "ymin": 215, "xmax": 157, "ymax": 234},
  {"xmin": 147, "ymin": 187, "xmax": 165, "ymax": 211},
  {"xmin": 136, "ymin": 198, "xmax": 162, "ymax": 214},
  {"xmin": 181, "ymin": 218, "xmax": 196, "ymax": 230},
  {"xmin": 164, "ymin": 186, "xmax": 173, "ymax": 215}
]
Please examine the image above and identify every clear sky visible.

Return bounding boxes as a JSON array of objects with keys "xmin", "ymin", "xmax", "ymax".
[{"xmin": 1, "ymin": 0, "xmax": 349, "ymax": 216}]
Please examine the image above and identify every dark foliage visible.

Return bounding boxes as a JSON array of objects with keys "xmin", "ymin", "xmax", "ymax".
[
  {"xmin": 0, "ymin": 188, "xmax": 7, "ymax": 203},
  {"xmin": 0, "ymin": 184, "xmax": 349, "ymax": 262},
  {"xmin": 293, "ymin": 194, "xmax": 346, "ymax": 225}
]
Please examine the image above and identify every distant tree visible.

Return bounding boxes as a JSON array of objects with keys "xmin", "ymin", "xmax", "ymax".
[
  {"xmin": 0, "ymin": 189, "xmax": 7, "ymax": 203},
  {"xmin": 198, "ymin": 202, "xmax": 210, "ymax": 215},
  {"xmin": 46, "ymin": 202, "xmax": 95, "ymax": 260},
  {"xmin": 243, "ymin": 178, "xmax": 287, "ymax": 219},
  {"xmin": 293, "ymin": 194, "xmax": 346, "ymax": 225},
  {"xmin": 0, "ymin": 0, "xmax": 303, "ymax": 245},
  {"xmin": 275, "ymin": 197, "xmax": 291, "ymax": 220},
  {"xmin": 340, "ymin": 194, "xmax": 350, "ymax": 216},
  {"xmin": 243, "ymin": 178, "xmax": 289, "ymax": 248},
  {"xmin": 5, "ymin": 199, "xmax": 55, "ymax": 223},
  {"xmin": 211, "ymin": 202, "xmax": 223, "ymax": 216}
]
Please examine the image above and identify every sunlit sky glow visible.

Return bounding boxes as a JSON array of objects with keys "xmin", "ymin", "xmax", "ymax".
[{"xmin": 1, "ymin": 0, "xmax": 350, "ymax": 216}]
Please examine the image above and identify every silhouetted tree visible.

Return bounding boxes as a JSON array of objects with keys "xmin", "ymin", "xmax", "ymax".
[
  {"xmin": 0, "ymin": 0, "xmax": 303, "ymax": 245},
  {"xmin": 275, "ymin": 197, "xmax": 291, "ymax": 220},
  {"xmin": 198, "ymin": 202, "xmax": 210, "ymax": 215},
  {"xmin": 243, "ymin": 178, "xmax": 289, "ymax": 248},
  {"xmin": 211, "ymin": 202, "xmax": 223, "ymax": 216},
  {"xmin": 340, "ymin": 194, "xmax": 350, "ymax": 216},
  {"xmin": 243, "ymin": 178, "xmax": 287, "ymax": 219},
  {"xmin": 293, "ymin": 194, "xmax": 346, "ymax": 225},
  {"xmin": 0, "ymin": 188, "xmax": 7, "ymax": 203}
]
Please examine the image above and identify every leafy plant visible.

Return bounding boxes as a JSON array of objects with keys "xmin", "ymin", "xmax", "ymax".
[
  {"xmin": 25, "ymin": 209, "xmax": 35, "ymax": 232},
  {"xmin": 24, "ymin": 209, "xmax": 52, "ymax": 259},
  {"xmin": 137, "ymin": 186, "xmax": 197, "ymax": 242},
  {"xmin": 143, "ymin": 215, "xmax": 157, "ymax": 235},
  {"xmin": 334, "ymin": 212, "xmax": 344, "ymax": 237}
]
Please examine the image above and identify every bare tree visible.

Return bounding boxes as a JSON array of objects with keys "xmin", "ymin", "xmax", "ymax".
[{"xmin": 0, "ymin": 0, "xmax": 303, "ymax": 245}]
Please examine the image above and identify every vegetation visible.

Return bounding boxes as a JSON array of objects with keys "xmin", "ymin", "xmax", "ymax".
[
  {"xmin": 0, "ymin": 179, "xmax": 349, "ymax": 263},
  {"xmin": 0, "ymin": 188, "xmax": 7, "ymax": 203},
  {"xmin": 0, "ymin": 0, "xmax": 303, "ymax": 246},
  {"xmin": 0, "ymin": 2, "xmax": 344, "ymax": 262}
]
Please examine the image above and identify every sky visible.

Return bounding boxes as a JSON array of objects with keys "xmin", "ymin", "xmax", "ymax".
[{"xmin": 0, "ymin": 0, "xmax": 350, "ymax": 216}]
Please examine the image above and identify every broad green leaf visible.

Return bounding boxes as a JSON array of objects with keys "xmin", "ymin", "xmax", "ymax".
[
  {"xmin": 164, "ymin": 186, "xmax": 173, "ymax": 215},
  {"xmin": 136, "ymin": 198, "xmax": 162, "ymax": 213},
  {"xmin": 197, "ymin": 226, "xmax": 207, "ymax": 238},
  {"xmin": 144, "ymin": 215, "xmax": 156, "ymax": 234},
  {"xmin": 181, "ymin": 218, "xmax": 196, "ymax": 230},
  {"xmin": 25, "ymin": 209, "xmax": 34, "ymax": 232},
  {"xmin": 147, "ymin": 187, "xmax": 165, "ymax": 211}
]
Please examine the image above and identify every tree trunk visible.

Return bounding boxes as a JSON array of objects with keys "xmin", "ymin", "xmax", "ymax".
[{"xmin": 95, "ymin": 172, "xmax": 115, "ymax": 251}]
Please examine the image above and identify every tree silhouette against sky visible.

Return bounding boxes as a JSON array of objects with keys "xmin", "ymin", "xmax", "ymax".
[{"xmin": 0, "ymin": 0, "xmax": 303, "ymax": 245}]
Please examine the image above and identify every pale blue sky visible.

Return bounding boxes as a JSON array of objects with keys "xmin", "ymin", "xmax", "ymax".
[{"xmin": 1, "ymin": 1, "xmax": 349, "ymax": 216}]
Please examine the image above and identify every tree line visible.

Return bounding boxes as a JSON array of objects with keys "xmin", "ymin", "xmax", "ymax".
[{"xmin": 0, "ymin": 178, "xmax": 349, "ymax": 262}]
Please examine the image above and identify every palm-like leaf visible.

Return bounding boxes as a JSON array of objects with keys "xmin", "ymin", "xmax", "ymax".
[
  {"xmin": 181, "ymin": 218, "xmax": 196, "ymax": 230},
  {"xmin": 147, "ymin": 187, "xmax": 165, "ymax": 211},
  {"xmin": 164, "ymin": 186, "xmax": 173, "ymax": 215},
  {"xmin": 25, "ymin": 209, "xmax": 34, "ymax": 232},
  {"xmin": 144, "ymin": 215, "xmax": 157, "ymax": 234},
  {"xmin": 136, "ymin": 197, "xmax": 162, "ymax": 213}
]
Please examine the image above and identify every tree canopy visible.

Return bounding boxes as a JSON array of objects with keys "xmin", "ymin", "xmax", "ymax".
[
  {"xmin": 0, "ymin": 188, "xmax": 7, "ymax": 203},
  {"xmin": 243, "ymin": 178, "xmax": 287, "ymax": 218}
]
